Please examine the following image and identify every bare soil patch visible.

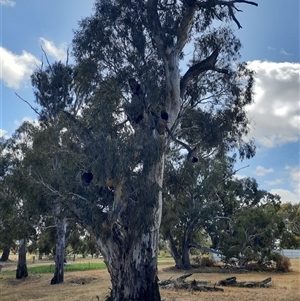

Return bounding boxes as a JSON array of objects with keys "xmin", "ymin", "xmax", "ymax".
[{"xmin": 0, "ymin": 259, "xmax": 299, "ymax": 301}]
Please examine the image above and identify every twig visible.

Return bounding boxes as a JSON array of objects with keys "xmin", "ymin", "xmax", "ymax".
[
  {"xmin": 166, "ymin": 126, "xmax": 193, "ymax": 153},
  {"xmin": 15, "ymin": 93, "xmax": 41, "ymax": 117},
  {"xmin": 40, "ymin": 46, "xmax": 53, "ymax": 72}
]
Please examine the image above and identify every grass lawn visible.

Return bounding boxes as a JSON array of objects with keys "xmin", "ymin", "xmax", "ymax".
[
  {"xmin": 1, "ymin": 262, "xmax": 107, "ymax": 276},
  {"xmin": 1, "ymin": 257, "xmax": 174, "ymax": 277}
]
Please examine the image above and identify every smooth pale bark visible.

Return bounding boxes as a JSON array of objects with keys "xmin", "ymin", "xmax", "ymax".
[
  {"xmin": 51, "ymin": 213, "xmax": 67, "ymax": 285},
  {"xmin": 16, "ymin": 238, "xmax": 28, "ymax": 279}
]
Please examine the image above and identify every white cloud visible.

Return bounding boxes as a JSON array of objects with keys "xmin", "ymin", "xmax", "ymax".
[
  {"xmin": 0, "ymin": 129, "xmax": 8, "ymax": 138},
  {"xmin": 0, "ymin": 47, "xmax": 40, "ymax": 89},
  {"xmin": 39, "ymin": 37, "xmax": 68, "ymax": 62},
  {"xmin": 285, "ymin": 165, "xmax": 300, "ymax": 197},
  {"xmin": 253, "ymin": 165, "xmax": 274, "ymax": 176},
  {"xmin": 233, "ymin": 174, "xmax": 248, "ymax": 180},
  {"xmin": 14, "ymin": 116, "xmax": 39, "ymax": 128},
  {"xmin": 0, "ymin": 0, "xmax": 16, "ymax": 7},
  {"xmin": 265, "ymin": 179, "xmax": 282, "ymax": 186},
  {"xmin": 270, "ymin": 189, "xmax": 299, "ymax": 205},
  {"xmin": 1, "ymin": 39, "xmax": 68, "ymax": 89},
  {"xmin": 280, "ymin": 49, "xmax": 293, "ymax": 56},
  {"xmin": 246, "ymin": 61, "xmax": 300, "ymax": 148},
  {"xmin": 269, "ymin": 166, "xmax": 299, "ymax": 205}
]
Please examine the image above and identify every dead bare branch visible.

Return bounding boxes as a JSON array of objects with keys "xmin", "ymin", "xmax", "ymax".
[
  {"xmin": 15, "ymin": 93, "xmax": 41, "ymax": 117},
  {"xmin": 40, "ymin": 46, "xmax": 53, "ymax": 72}
]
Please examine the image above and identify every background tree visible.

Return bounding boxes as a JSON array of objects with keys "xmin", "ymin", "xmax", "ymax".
[
  {"xmin": 206, "ymin": 178, "xmax": 283, "ymax": 265},
  {"xmin": 162, "ymin": 150, "xmax": 282, "ymax": 269},
  {"xmin": 277, "ymin": 203, "xmax": 300, "ymax": 249},
  {"xmin": 24, "ymin": 59, "xmax": 83, "ymax": 284},
  {"xmin": 1, "ymin": 122, "xmax": 42, "ymax": 278},
  {"xmin": 27, "ymin": 218, "xmax": 57, "ymax": 259},
  {"xmin": 0, "ymin": 138, "xmax": 16, "ymax": 262},
  {"xmin": 162, "ymin": 154, "xmax": 235, "ymax": 268}
]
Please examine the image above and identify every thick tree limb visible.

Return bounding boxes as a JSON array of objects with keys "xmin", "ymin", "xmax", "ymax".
[
  {"xmin": 180, "ymin": 48, "xmax": 228, "ymax": 97},
  {"xmin": 146, "ymin": 0, "xmax": 166, "ymax": 57},
  {"xmin": 126, "ymin": 78, "xmax": 147, "ymax": 124},
  {"xmin": 189, "ymin": 242, "xmax": 223, "ymax": 255},
  {"xmin": 175, "ymin": 1, "xmax": 197, "ymax": 54}
]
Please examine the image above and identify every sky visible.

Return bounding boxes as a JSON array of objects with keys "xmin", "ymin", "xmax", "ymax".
[{"xmin": 0, "ymin": 0, "xmax": 299, "ymax": 205}]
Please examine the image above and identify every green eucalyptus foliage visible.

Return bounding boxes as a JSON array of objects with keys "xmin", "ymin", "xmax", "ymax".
[
  {"xmin": 163, "ymin": 152, "xmax": 283, "ymax": 266},
  {"xmin": 277, "ymin": 203, "xmax": 300, "ymax": 249}
]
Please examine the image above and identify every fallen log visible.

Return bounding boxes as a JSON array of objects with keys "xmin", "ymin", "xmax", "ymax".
[
  {"xmin": 218, "ymin": 276, "xmax": 237, "ymax": 286},
  {"xmin": 159, "ymin": 274, "xmax": 224, "ymax": 292},
  {"xmin": 218, "ymin": 276, "xmax": 272, "ymax": 288}
]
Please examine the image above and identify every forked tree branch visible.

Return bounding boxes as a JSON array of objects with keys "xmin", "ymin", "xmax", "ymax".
[
  {"xmin": 40, "ymin": 46, "xmax": 53, "ymax": 72},
  {"xmin": 180, "ymin": 48, "xmax": 228, "ymax": 97},
  {"xmin": 195, "ymin": 0, "xmax": 258, "ymax": 29},
  {"xmin": 166, "ymin": 126, "xmax": 198, "ymax": 162}
]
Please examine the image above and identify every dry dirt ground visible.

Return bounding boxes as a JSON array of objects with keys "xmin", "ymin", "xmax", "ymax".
[{"xmin": 0, "ymin": 257, "xmax": 299, "ymax": 301}]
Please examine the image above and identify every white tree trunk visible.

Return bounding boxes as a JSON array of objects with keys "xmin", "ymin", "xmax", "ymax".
[{"xmin": 51, "ymin": 208, "xmax": 67, "ymax": 285}]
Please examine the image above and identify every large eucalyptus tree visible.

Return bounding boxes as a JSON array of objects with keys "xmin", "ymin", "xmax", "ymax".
[{"xmin": 67, "ymin": 1, "xmax": 258, "ymax": 300}]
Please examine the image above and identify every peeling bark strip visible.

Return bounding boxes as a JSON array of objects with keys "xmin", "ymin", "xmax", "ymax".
[
  {"xmin": 218, "ymin": 276, "xmax": 272, "ymax": 288},
  {"xmin": 159, "ymin": 274, "xmax": 224, "ymax": 292},
  {"xmin": 99, "ymin": 231, "xmax": 161, "ymax": 301},
  {"xmin": 96, "ymin": 158, "xmax": 165, "ymax": 301}
]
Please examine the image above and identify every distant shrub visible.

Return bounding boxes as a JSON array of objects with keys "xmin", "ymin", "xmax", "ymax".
[
  {"xmin": 191, "ymin": 256, "xmax": 201, "ymax": 265},
  {"xmin": 275, "ymin": 255, "xmax": 291, "ymax": 272},
  {"xmin": 200, "ymin": 257, "xmax": 215, "ymax": 267},
  {"xmin": 270, "ymin": 253, "xmax": 291, "ymax": 272}
]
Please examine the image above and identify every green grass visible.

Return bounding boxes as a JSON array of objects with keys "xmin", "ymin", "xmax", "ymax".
[
  {"xmin": 157, "ymin": 257, "xmax": 175, "ymax": 265},
  {"xmin": 1, "ymin": 262, "xmax": 107, "ymax": 276},
  {"xmin": 1, "ymin": 257, "xmax": 174, "ymax": 277}
]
